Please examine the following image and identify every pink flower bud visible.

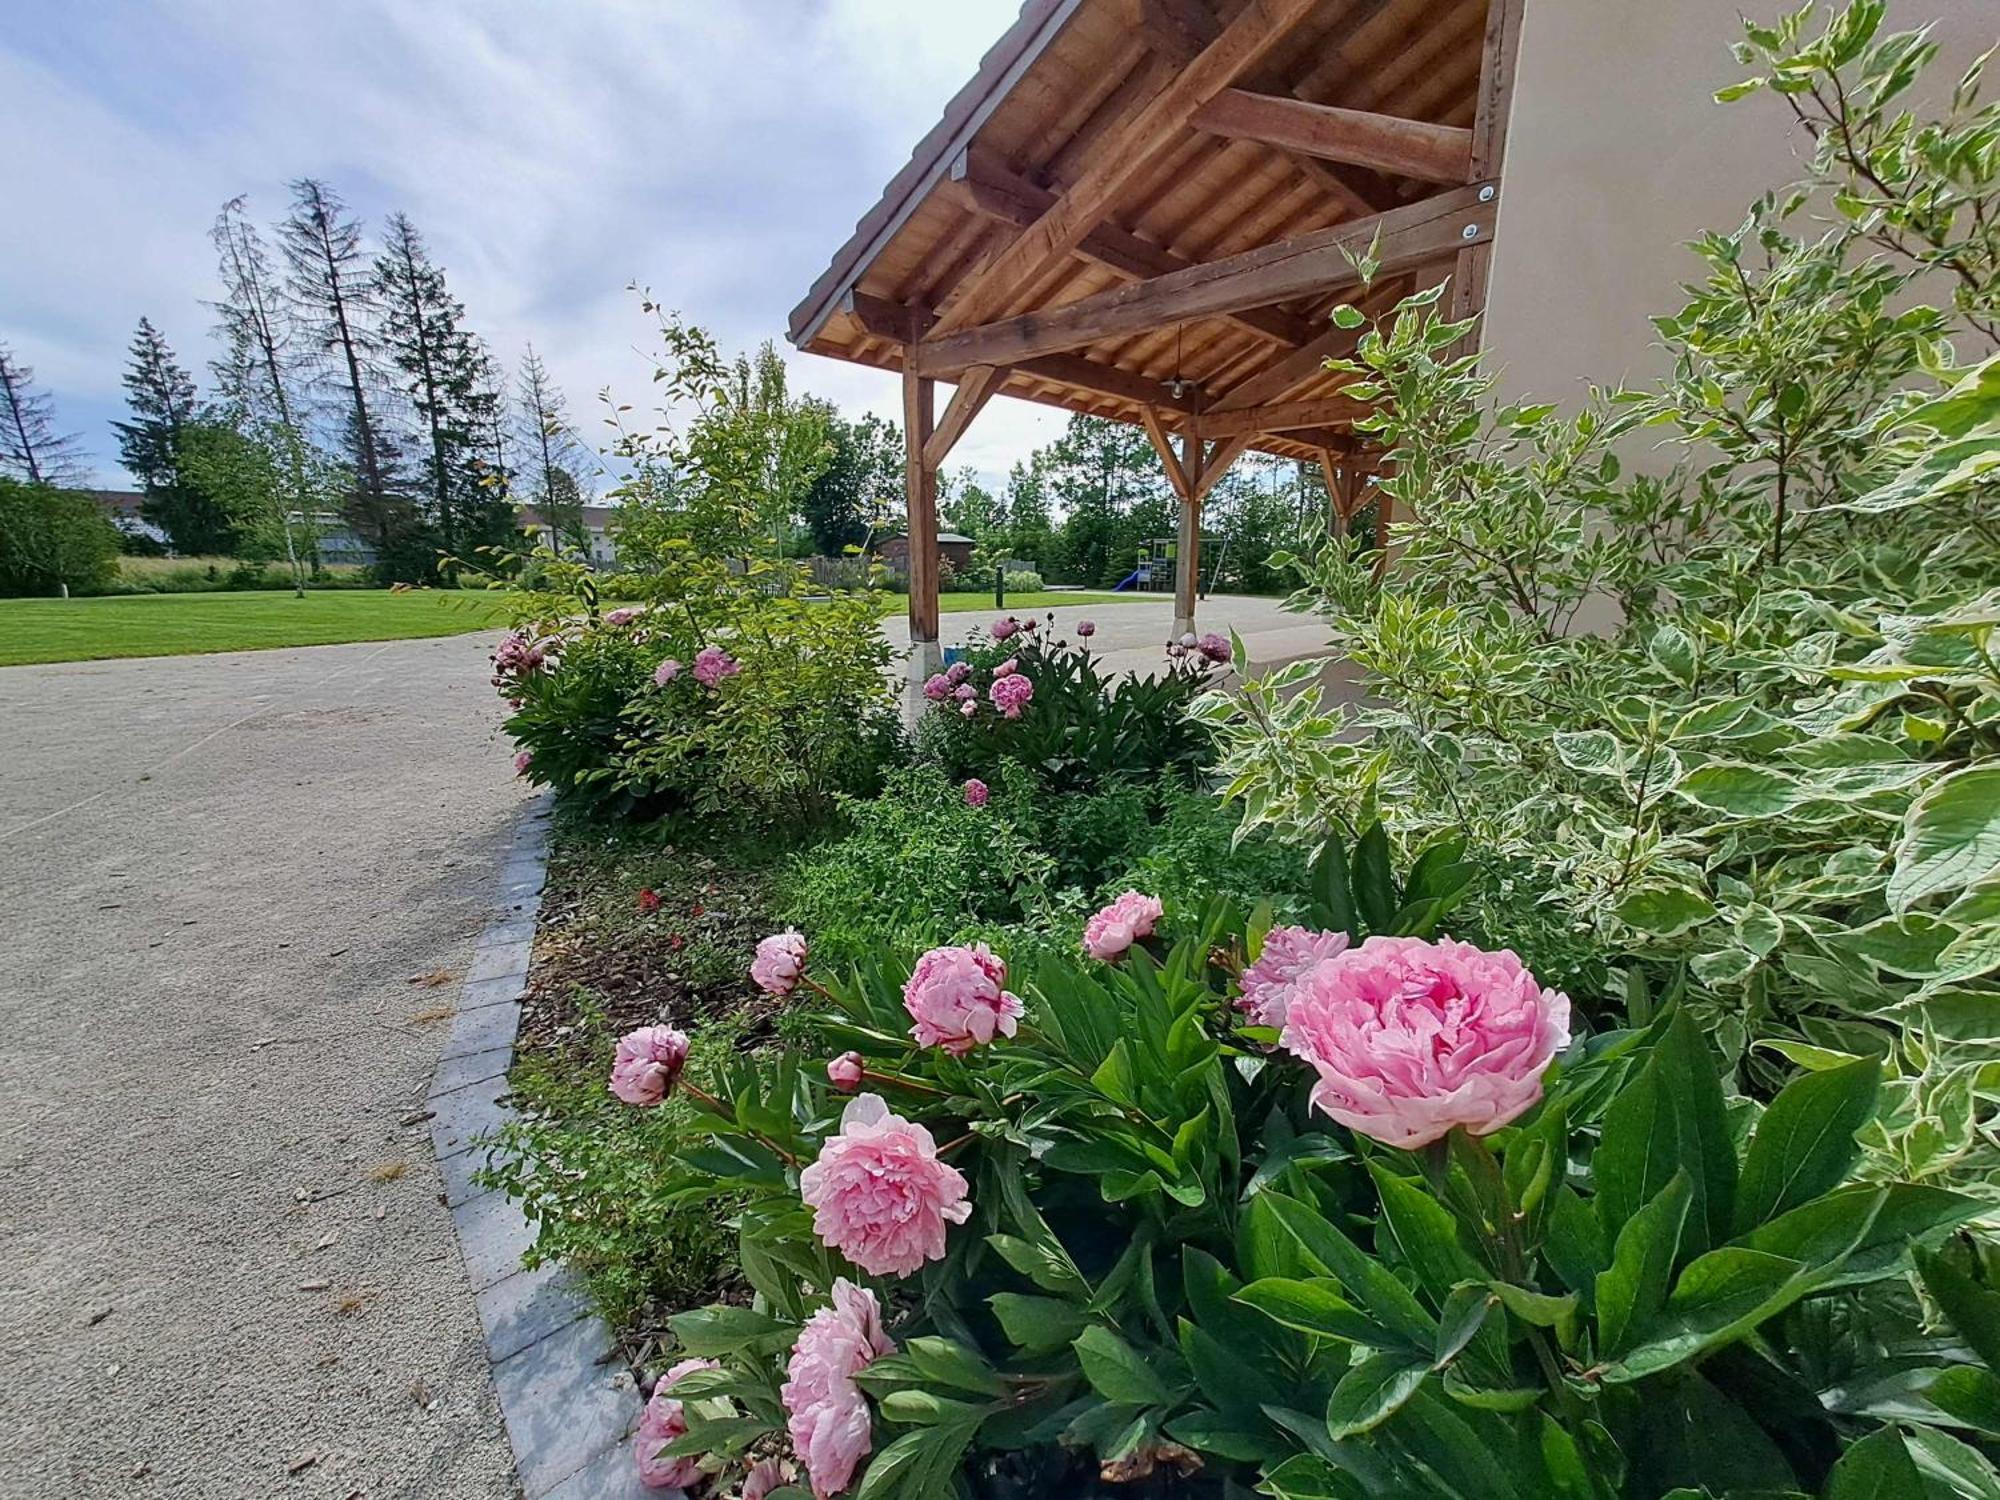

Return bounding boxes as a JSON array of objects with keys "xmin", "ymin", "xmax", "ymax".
[
  {"xmin": 827, "ymin": 1052, "xmax": 865, "ymax": 1092},
  {"xmin": 963, "ymin": 778, "xmax": 988, "ymax": 808},
  {"xmin": 1083, "ymin": 890, "xmax": 1163, "ymax": 962},
  {"xmin": 1075, "ymin": 619, "xmax": 1096, "ymax": 637}
]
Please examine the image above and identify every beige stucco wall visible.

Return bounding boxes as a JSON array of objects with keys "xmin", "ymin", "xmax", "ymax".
[{"xmin": 1482, "ymin": 0, "xmax": 1996, "ymax": 409}]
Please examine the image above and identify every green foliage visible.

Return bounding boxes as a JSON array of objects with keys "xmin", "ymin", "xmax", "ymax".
[
  {"xmin": 0, "ymin": 478, "xmax": 122, "ymax": 597},
  {"xmin": 1198, "ymin": 2, "xmax": 2000, "ymax": 1193},
  {"xmin": 921, "ymin": 621, "xmax": 1220, "ymax": 794},
  {"xmin": 628, "ymin": 898, "xmax": 1982, "ymax": 1499}
]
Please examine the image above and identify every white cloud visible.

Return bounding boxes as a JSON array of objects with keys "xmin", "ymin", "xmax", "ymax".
[{"xmin": 0, "ymin": 0, "xmax": 1061, "ymax": 491}]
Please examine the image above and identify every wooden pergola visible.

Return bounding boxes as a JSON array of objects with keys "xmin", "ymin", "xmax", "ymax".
[{"xmin": 787, "ymin": 0, "xmax": 1522, "ymax": 698}]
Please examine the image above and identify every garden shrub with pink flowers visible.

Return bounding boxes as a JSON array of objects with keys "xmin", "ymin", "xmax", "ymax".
[{"xmin": 599, "ymin": 877, "xmax": 1991, "ymax": 1499}]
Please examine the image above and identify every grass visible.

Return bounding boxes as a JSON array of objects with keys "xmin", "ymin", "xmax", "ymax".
[{"xmin": 0, "ymin": 589, "xmax": 508, "ymax": 667}]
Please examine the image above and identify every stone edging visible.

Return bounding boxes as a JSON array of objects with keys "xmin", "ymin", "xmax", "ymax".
[{"xmin": 430, "ymin": 794, "xmax": 657, "ymax": 1499}]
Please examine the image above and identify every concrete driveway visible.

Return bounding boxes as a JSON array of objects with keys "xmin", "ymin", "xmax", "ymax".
[
  {"xmin": 880, "ymin": 591, "xmax": 1360, "ymax": 699},
  {"xmin": 0, "ymin": 633, "xmax": 526, "ymax": 1499}
]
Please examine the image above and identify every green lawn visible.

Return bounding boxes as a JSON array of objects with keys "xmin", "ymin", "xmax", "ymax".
[
  {"xmin": 0, "ymin": 586, "xmax": 1151, "ymax": 668},
  {"xmin": 0, "ymin": 589, "xmax": 509, "ymax": 667}
]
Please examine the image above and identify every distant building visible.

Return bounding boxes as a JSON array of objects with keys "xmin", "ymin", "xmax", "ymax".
[
  {"xmin": 518, "ymin": 503, "xmax": 619, "ymax": 567},
  {"xmin": 86, "ymin": 490, "xmax": 170, "ymax": 549},
  {"xmin": 872, "ymin": 531, "xmax": 976, "ymax": 579}
]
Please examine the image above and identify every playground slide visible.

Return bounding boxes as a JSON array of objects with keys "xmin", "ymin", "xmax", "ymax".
[{"xmin": 1113, "ymin": 569, "xmax": 1143, "ymax": 591}]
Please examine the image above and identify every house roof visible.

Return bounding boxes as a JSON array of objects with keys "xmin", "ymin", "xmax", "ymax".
[
  {"xmin": 516, "ymin": 503, "xmax": 617, "ymax": 531},
  {"xmin": 786, "ymin": 0, "xmax": 1499, "ymax": 463}
]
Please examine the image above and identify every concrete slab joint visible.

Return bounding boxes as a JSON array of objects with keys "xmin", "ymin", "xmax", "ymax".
[{"xmin": 430, "ymin": 793, "xmax": 657, "ymax": 1499}]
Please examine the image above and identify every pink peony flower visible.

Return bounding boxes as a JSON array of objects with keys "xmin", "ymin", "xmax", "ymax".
[
  {"xmin": 903, "ymin": 942, "xmax": 1022, "ymax": 1054},
  {"xmin": 959, "ymin": 699, "xmax": 977, "ymax": 718},
  {"xmin": 990, "ymin": 616, "xmax": 1020, "ymax": 640},
  {"xmin": 946, "ymin": 661, "xmax": 972, "ymax": 685},
  {"xmin": 800, "ymin": 1094, "xmax": 972, "ymax": 1277},
  {"xmin": 513, "ymin": 750, "xmax": 533, "ymax": 776},
  {"xmin": 1165, "ymin": 641, "xmax": 1186, "ymax": 659},
  {"xmin": 963, "ymin": 778, "xmax": 988, "ymax": 808},
  {"xmin": 1179, "ymin": 632, "xmax": 1197, "ymax": 648},
  {"xmin": 741, "ymin": 1457, "xmax": 791, "ymax": 1500},
  {"xmin": 610, "ymin": 1025, "xmax": 691, "ymax": 1106},
  {"xmin": 604, "ymin": 607, "xmax": 640, "ymax": 626},
  {"xmin": 1196, "ymin": 632, "xmax": 1231, "ymax": 663},
  {"xmin": 1280, "ymin": 936, "xmax": 1571, "ymax": 1149},
  {"xmin": 752, "ymin": 930, "xmax": 809, "ymax": 997},
  {"xmin": 952, "ymin": 683, "xmax": 977, "ymax": 701},
  {"xmin": 1237, "ymin": 926, "xmax": 1350, "ymax": 1027},
  {"xmin": 989, "ymin": 673, "xmax": 1034, "ymax": 718},
  {"xmin": 827, "ymin": 1051, "xmax": 865, "ymax": 1092},
  {"xmin": 992, "ymin": 658, "xmax": 1018, "ymax": 679},
  {"xmin": 653, "ymin": 658, "xmax": 682, "ymax": 687},
  {"xmin": 693, "ymin": 646, "xmax": 741, "ymax": 687},
  {"xmin": 923, "ymin": 673, "xmax": 952, "ymax": 702},
  {"xmin": 782, "ymin": 1279, "xmax": 895, "ymax": 1498},
  {"xmin": 1076, "ymin": 619, "xmax": 1096, "ymax": 638},
  {"xmin": 1083, "ymin": 890, "xmax": 1164, "ymax": 962},
  {"xmin": 635, "ymin": 1355, "xmax": 719, "ymax": 1489}
]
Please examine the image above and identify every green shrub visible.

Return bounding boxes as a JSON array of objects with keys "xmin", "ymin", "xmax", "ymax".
[
  {"xmin": 0, "ymin": 479, "xmax": 121, "ymax": 597},
  {"xmin": 498, "ymin": 553, "xmax": 901, "ymax": 823},
  {"xmin": 917, "ymin": 619, "xmax": 1220, "ymax": 794}
]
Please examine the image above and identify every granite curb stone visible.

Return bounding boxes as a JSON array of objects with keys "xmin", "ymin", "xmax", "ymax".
[{"xmin": 432, "ymin": 794, "xmax": 649, "ymax": 1497}]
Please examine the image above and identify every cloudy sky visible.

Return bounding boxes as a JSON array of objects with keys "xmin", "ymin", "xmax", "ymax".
[{"xmin": 0, "ymin": 0, "xmax": 1071, "ymax": 492}]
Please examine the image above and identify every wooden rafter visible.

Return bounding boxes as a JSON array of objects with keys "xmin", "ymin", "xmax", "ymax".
[
  {"xmin": 927, "ymin": 0, "xmax": 1325, "ymax": 338},
  {"xmin": 915, "ymin": 182, "xmax": 1493, "ymax": 375},
  {"xmin": 946, "ymin": 147, "xmax": 1316, "ymax": 347},
  {"xmin": 1192, "ymin": 91, "xmax": 1472, "ymax": 183},
  {"xmin": 1141, "ymin": 405, "xmax": 1196, "ymax": 501}
]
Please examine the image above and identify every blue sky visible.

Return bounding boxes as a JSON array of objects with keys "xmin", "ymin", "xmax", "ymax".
[{"xmin": 0, "ymin": 0, "xmax": 1069, "ymax": 491}]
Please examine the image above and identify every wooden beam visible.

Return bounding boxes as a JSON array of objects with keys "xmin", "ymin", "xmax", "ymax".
[
  {"xmin": 846, "ymin": 290, "xmax": 1206, "ymax": 412},
  {"xmin": 948, "ymin": 149, "xmax": 1316, "ymax": 348},
  {"xmin": 929, "ymin": 0, "xmax": 1324, "ymax": 337},
  {"xmin": 1013, "ymin": 352, "xmax": 1199, "ymax": 414},
  {"xmin": 1129, "ymin": 0, "xmax": 1387, "ymax": 217},
  {"xmin": 1141, "ymin": 406, "xmax": 1195, "ymax": 502},
  {"xmin": 923, "ymin": 364, "xmax": 1004, "ymax": 470},
  {"xmin": 1190, "ymin": 435, "xmax": 1251, "ymax": 500},
  {"xmin": 1193, "ymin": 90, "xmax": 1472, "ymax": 184},
  {"xmin": 1197, "ymin": 397, "xmax": 1368, "ymax": 439},
  {"xmin": 903, "ymin": 361, "xmax": 939, "ymax": 645},
  {"xmin": 916, "ymin": 182, "xmax": 1492, "ymax": 375}
]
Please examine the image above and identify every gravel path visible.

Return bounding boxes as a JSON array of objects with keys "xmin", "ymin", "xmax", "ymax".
[{"xmin": 0, "ymin": 633, "xmax": 529, "ymax": 1499}]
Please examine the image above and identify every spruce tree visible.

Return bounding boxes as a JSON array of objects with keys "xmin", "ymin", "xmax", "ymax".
[
  {"xmin": 113, "ymin": 318, "xmax": 234, "ymax": 553},
  {"xmin": 0, "ymin": 342, "xmax": 88, "ymax": 488},
  {"xmin": 373, "ymin": 213, "xmax": 514, "ymax": 575}
]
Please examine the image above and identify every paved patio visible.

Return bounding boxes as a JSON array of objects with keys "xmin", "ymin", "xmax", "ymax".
[{"xmin": 0, "ymin": 633, "xmax": 527, "ymax": 1498}]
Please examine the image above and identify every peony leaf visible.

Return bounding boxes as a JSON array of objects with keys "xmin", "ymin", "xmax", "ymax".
[
  {"xmin": 1325, "ymin": 1352, "xmax": 1428, "ymax": 1439},
  {"xmin": 1595, "ymin": 1171, "xmax": 1692, "ymax": 1356},
  {"xmin": 1824, "ymin": 1426, "xmax": 1926, "ymax": 1500},
  {"xmin": 1072, "ymin": 1324, "xmax": 1173, "ymax": 1407},
  {"xmin": 1733, "ymin": 1056, "xmax": 1880, "ymax": 1232}
]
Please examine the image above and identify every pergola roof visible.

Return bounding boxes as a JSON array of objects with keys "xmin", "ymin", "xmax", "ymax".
[{"xmin": 787, "ymin": 0, "xmax": 1507, "ymax": 463}]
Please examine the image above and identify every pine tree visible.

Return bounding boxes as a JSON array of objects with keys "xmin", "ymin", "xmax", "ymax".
[
  {"xmin": 280, "ymin": 179, "xmax": 402, "ymax": 558},
  {"xmin": 515, "ymin": 344, "xmax": 592, "ymax": 551},
  {"xmin": 112, "ymin": 318, "xmax": 233, "ymax": 553},
  {"xmin": 0, "ymin": 342, "xmax": 88, "ymax": 487}
]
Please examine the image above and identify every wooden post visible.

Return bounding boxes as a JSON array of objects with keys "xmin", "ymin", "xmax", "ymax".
[
  {"xmin": 902, "ymin": 358, "xmax": 939, "ymax": 720},
  {"xmin": 1448, "ymin": 0, "xmax": 1524, "ymax": 348},
  {"xmin": 1173, "ymin": 482, "xmax": 1200, "ymax": 640}
]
